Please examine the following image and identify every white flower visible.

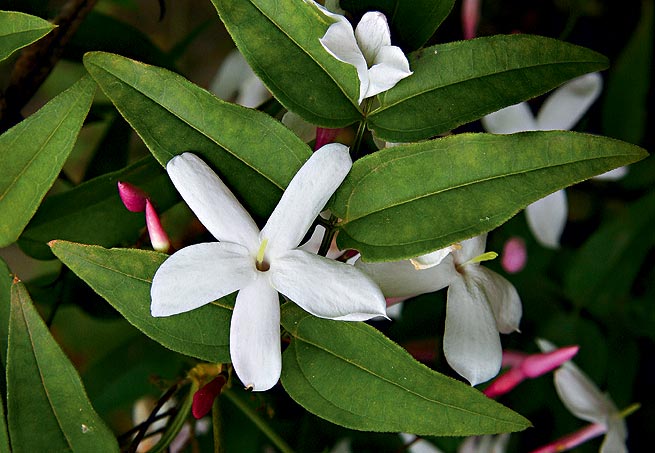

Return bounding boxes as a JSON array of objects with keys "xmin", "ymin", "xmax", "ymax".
[
  {"xmin": 312, "ymin": 1, "xmax": 413, "ymax": 104},
  {"xmin": 537, "ymin": 339, "xmax": 628, "ymax": 453},
  {"xmin": 357, "ymin": 234, "xmax": 522, "ymax": 385},
  {"xmin": 150, "ymin": 145, "xmax": 387, "ymax": 391},
  {"xmin": 209, "ymin": 49, "xmax": 271, "ymax": 108},
  {"xmin": 482, "ymin": 73, "xmax": 627, "ymax": 249}
]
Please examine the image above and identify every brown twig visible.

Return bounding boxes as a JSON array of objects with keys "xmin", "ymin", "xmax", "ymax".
[{"xmin": 0, "ymin": 0, "xmax": 98, "ymax": 131}]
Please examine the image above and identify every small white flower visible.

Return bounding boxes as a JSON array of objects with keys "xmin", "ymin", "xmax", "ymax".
[
  {"xmin": 209, "ymin": 49, "xmax": 271, "ymax": 108},
  {"xmin": 357, "ymin": 234, "xmax": 522, "ymax": 385},
  {"xmin": 482, "ymin": 73, "xmax": 626, "ymax": 249},
  {"xmin": 150, "ymin": 145, "xmax": 387, "ymax": 391},
  {"xmin": 311, "ymin": 1, "xmax": 413, "ymax": 104}
]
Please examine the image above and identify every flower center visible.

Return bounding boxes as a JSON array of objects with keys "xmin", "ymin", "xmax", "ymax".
[{"xmin": 255, "ymin": 238, "xmax": 270, "ymax": 272}]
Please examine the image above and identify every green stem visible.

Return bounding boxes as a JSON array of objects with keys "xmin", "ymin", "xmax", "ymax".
[
  {"xmin": 317, "ymin": 215, "xmax": 338, "ymax": 257},
  {"xmin": 351, "ymin": 98, "xmax": 373, "ymax": 159},
  {"xmin": 223, "ymin": 389, "xmax": 295, "ymax": 453},
  {"xmin": 212, "ymin": 397, "xmax": 224, "ymax": 453}
]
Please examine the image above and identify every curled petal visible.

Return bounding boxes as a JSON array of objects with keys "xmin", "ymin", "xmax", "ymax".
[
  {"xmin": 365, "ymin": 45, "xmax": 413, "ymax": 99},
  {"xmin": 482, "ymin": 102, "xmax": 537, "ymax": 134},
  {"xmin": 270, "ymin": 249, "xmax": 387, "ymax": 321},
  {"xmin": 444, "ymin": 276, "xmax": 502, "ymax": 385},
  {"xmin": 410, "ymin": 245, "xmax": 457, "ymax": 269},
  {"xmin": 470, "ymin": 267, "xmax": 522, "ymax": 334},
  {"xmin": 230, "ymin": 275, "xmax": 281, "ymax": 391},
  {"xmin": 166, "ymin": 153, "xmax": 260, "ymax": 251},
  {"xmin": 151, "ymin": 242, "xmax": 255, "ymax": 316},
  {"xmin": 355, "ymin": 12, "xmax": 391, "ymax": 65},
  {"xmin": 554, "ymin": 365, "xmax": 617, "ymax": 425},
  {"xmin": 536, "ymin": 73, "xmax": 602, "ymax": 131},
  {"xmin": 526, "ymin": 190, "xmax": 568, "ymax": 249},
  {"xmin": 261, "ymin": 144, "xmax": 351, "ymax": 256}
]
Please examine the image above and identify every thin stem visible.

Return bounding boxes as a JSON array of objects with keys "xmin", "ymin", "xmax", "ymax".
[
  {"xmin": 126, "ymin": 382, "xmax": 180, "ymax": 453},
  {"xmin": 223, "ymin": 389, "xmax": 295, "ymax": 453},
  {"xmin": 351, "ymin": 98, "xmax": 373, "ymax": 159},
  {"xmin": 212, "ymin": 396, "xmax": 224, "ymax": 453},
  {"xmin": 317, "ymin": 215, "xmax": 338, "ymax": 257}
]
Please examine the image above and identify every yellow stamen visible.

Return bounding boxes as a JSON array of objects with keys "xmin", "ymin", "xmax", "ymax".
[
  {"xmin": 618, "ymin": 402, "xmax": 640, "ymax": 419},
  {"xmin": 465, "ymin": 251, "xmax": 498, "ymax": 266},
  {"xmin": 256, "ymin": 239, "xmax": 270, "ymax": 271}
]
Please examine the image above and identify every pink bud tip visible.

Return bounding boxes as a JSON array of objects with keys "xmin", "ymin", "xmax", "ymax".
[
  {"xmin": 484, "ymin": 367, "xmax": 525, "ymax": 398},
  {"xmin": 501, "ymin": 350, "xmax": 528, "ymax": 368},
  {"xmin": 462, "ymin": 0, "xmax": 481, "ymax": 40},
  {"xmin": 501, "ymin": 236, "xmax": 527, "ymax": 273},
  {"xmin": 529, "ymin": 423, "xmax": 606, "ymax": 453},
  {"xmin": 117, "ymin": 181, "xmax": 148, "ymax": 212},
  {"xmin": 386, "ymin": 296, "xmax": 410, "ymax": 307},
  {"xmin": 192, "ymin": 375, "xmax": 227, "ymax": 419},
  {"xmin": 314, "ymin": 127, "xmax": 341, "ymax": 150},
  {"xmin": 145, "ymin": 199, "xmax": 171, "ymax": 253},
  {"xmin": 521, "ymin": 345, "xmax": 579, "ymax": 378}
]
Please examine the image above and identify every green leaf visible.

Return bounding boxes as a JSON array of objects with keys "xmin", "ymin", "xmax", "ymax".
[
  {"xmin": 83, "ymin": 51, "xmax": 311, "ymax": 219},
  {"xmin": 565, "ymin": 191, "xmax": 655, "ymax": 316},
  {"xmin": 0, "ymin": 258, "xmax": 10, "ymax": 369},
  {"xmin": 0, "ymin": 76, "xmax": 96, "ymax": 247},
  {"xmin": 331, "ymin": 131, "xmax": 648, "ymax": 262},
  {"xmin": 19, "ymin": 155, "xmax": 178, "ymax": 260},
  {"xmin": 340, "ymin": 0, "xmax": 455, "ymax": 51},
  {"xmin": 0, "ymin": 10, "xmax": 54, "ymax": 61},
  {"xmin": 280, "ymin": 303, "xmax": 530, "ymax": 435},
  {"xmin": 211, "ymin": 0, "xmax": 363, "ymax": 127},
  {"xmin": 368, "ymin": 35, "xmax": 609, "ymax": 142},
  {"xmin": 49, "ymin": 241, "xmax": 232, "ymax": 362},
  {"xmin": 6, "ymin": 281, "xmax": 118, "ymax": 451}
]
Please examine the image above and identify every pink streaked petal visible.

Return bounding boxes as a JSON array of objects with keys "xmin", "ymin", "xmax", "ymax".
[
  {"xmin": 529, "ymin": 423, "xmax": 606, "ymax": 453},
  {"xmin": 462, "ymin": 0, "xmax": 481, "ymax": 40},
  {"xmin": 521, "ymin": 345, "xmax": 579, "ymax": 378},
  {"xmin": 145, "ymin": 199, "xmax": 171, "ymax": 253},
  {"xmin": 501, "ymin": 236, "xmax": 527, "ymax": 274},
  {"xmin": 117, "ymin": 181, "xmax": 147, "ymax": 212},
  {"xmin": 483, "ymin": 367, "xmax": 525, "ymax": 398}
]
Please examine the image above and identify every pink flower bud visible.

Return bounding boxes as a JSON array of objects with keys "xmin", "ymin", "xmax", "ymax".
[
  {"xmin": 117, "ymin": 181, "xmax": 148, "ymax": 212},
  {"xmin": 145, "ymin": 199, "xmax": 171, "ymax": 253},
  {"xmin": 501, "ymin": 236, "xmax": 527, "ymax": 273},
  {"xmin": 462, "ymin": 0, "xmax": 481, "ymax": 40},
  {"xmin": 530, "ymin": 423, "xmax": 606, "ymax": 453},
  {"xmin": 192, "ymin": 375, "xmax": 227, "ymax": 419},
  {"xmin": 484, "ymin": 367, "xmax": 524, "ymax": 398},
  {"xmin": 521, "ymin": 345, "xmax": 579, "ymax": 378},
  {"xmin": 315, "ymin": 127, "xmax": 341, "ymax": 150}
]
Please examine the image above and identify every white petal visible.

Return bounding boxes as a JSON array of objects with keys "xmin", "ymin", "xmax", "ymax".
[
  {"xmin": 281, "ymin": 111, "xmax": 317, "ymax": 143},
  {"xmin": 365, "ymin": 45, "xmax": 413, "ymax": 99},
  {"xmin": 319, "ymin": 13, "xmax": 369, "ymax": 104},
  {"xmin": 356, "ymin": 255, "xmax": 457, "ymax": 298},
  {"xmin": 151, "ymin": 242, "xmax": 255, "ymax": 316},
  {"xmin": 593, "ymin": 166, "xmax": 628, "ymax": 181},
  {"xmin": 443, "ymin": 276, "xmax": 502, "ymax": 385},
  {"xmin": 230, "ymin": 275, "xmax": 281, "ymax": 391},
  {"xmin": 270, "ymin": 249, "xmax": 387, "ymax": 321},
  {"xmin": 600, "ymin": 420, "xmax": 628, "ymax": 453},
  {"xmin": 470, "ymin": 267, "xmax": 522, "ymax": 334},
  {"xmin": 525, "ymin": 190, "xmax": 568, "ymax": 249},
  {"xmin": 481, "ymin": 102, "xmax": 537, "ymax": 134},
  {"xmin": 553, "ymin": 365, "xmax": 616, "ymax": 424},
  {"xmin": 167, "ymin": 153, "xmax": 260, "ymax": 250},
  {"xmin": 261, "ymin": 144, "xmax": 351, "ymax": 256},
  {"xmin": 456, "ymin": 234, "xmax": 488, "ymax": 263},
  {"xmin": 234, "ymin": 75, "xmax": 271, "ymax": 108},
  {"xmin": 209, "ymin": 49, "xmax": 254, "ymax": 101},
  {"xmin": 355, "ymin": 12, "xmax": 391, "ymax": 65},
  {"xmin": 410, "ymin": 245, "xmax": 456, "ymax": 269},
  {"xmin": 536, "ymin": 72, "xmax": 602, "ymax": 131}
]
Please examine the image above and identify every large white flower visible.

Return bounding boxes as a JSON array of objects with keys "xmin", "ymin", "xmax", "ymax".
[
  {"xmin": 482, "ymin": 73, "xmax": 626, "ymax": 249},
  {"xmin": 151, "ymin": 145, "xmax": 387, "ymax": 391},
  {"xmin": 313, "ymin": 2, "xmax": 413, "ymax": 104},
  {"xmin": 357, "ymin": 234, "xmax": 522, "ymax": 385}
]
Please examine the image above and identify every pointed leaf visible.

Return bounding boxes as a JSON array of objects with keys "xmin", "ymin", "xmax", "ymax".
[
  {"xmin": 280, "ymin": 303, "xmax": 530, "ymax": 435},
  {"xmin": 83, "ymin": 51, "xmax": 311, "ymax": 219},
  {"xmin": 49, "ymin": 241, "xmax": 232, "ymax": 362},
  {"xmin": 19, "ymin": 155, "xmax": 178, "ymax": 260},
  {"xmin": 0, "ymin": 76, "xmax": 96, "ymax": 247},
  {"xmin": 340, "ymin": 0, "xmax": 455, "ymax": 51},
  {"xmin": 0, "ymin": 10, "xmax": 54, "ymax": 61},
  {"xmin": 330, "ymin": 132, "xmax": 648, "ymax": 261},
  {"xmin": 7, "ymin": 281, "xmax": 118, "ymax": 451},
  {"xmin": 211, "ymin": 0, "xmax": 362, "ymax": 127},
  {"xmin": 368, "ymin": 35, "xmax": 609, "ymax": 142}
]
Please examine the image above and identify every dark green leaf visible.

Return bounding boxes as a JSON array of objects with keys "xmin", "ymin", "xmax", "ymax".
[
  {"xmin": 369, "ymin": 35, "xmax": 609, "ymax": 142},
  {"xmin": 0, "ymin": 10, "xmax": 54, "ymax": 61},
  {"xmin": 83, "ymin": 51, "xmax": 311, "ymax": 219},
  {"xmin": 340, "ymin": 0, "xmax": 455, "ymax": 51},
  {"xmin": 211, "ymin": 0, "xmax": 363, "ymax": 127},
  {"xmin": 280, "ymin": 303, "xmax": 530, "ymax": 435},
  {"xmin": 331, "ymin": 132, "xmax": 648, "ymax": 261},
  {"xmin": 0, "ymin": 257, "xmax": 10, "ymax": 369},
  {"xmin": 0, "ymin": 76, "xmax": 96, "ymax": 247},
  {"xmin": 6, "ymin": 281, "xmax": 118, "ymax": 451},
  {"xmin": 19, "ymin": 155, "xmax": 178, "ymax": 260},
  {"xmin": 49, "ymin": 241, "xmax": 232, "ymax": 362}
]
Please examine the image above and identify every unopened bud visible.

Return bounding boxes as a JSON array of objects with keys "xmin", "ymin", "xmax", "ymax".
[
  {"xmin": 118, "ymin": 181, "xmax": 148, "ymax": 212},
  {"xmin": 145, "ymin": 200, "xmax": 171, "ymax": 253}
]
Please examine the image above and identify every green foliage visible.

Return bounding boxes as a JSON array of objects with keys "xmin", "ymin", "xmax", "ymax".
[
  {"xmin": 6, "ymin": 281, "xmax": 118, "ymax": 451},
  {"xmin": 280, "ymin": 303, "xmax": 530, "ymax": 435},
  {"xmin": 331, "ymin": 131, "xmax": 647, "ymax": 261},
  {"xmin": 49, "ymin": 241, "xmax": 233, "ymax": 363},
  {"xmin": 0, "ymin": 10, "xmax": 54, "ymax": 61},
  {"xmin": 0, "ymin": 76, "xmax": 96, "ymax": 247}
]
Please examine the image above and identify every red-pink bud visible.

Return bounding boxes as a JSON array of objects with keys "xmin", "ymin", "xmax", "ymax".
[
  {"xmin": 501, "ymin": 236, "xmax": 527, "ymax": 273},
  {"xmin": 314, "ymin": 127, "xmax": 341, "ymax": 150},
  {"xmin": 521, "ymin": 345, "xmax": 579, "ymax": 378},
  {"xmin": 462, "ymin": 0, "xmax": 481, "ymax": 40},
  {"xmin": 192, "ymin": 375, "xmax": 227, "ymax": 419},
  {"xmin": 530, "ymin": 423, "xmax": 606, "ymax": 453},
  {"xmin": 483, "ymin": 367, "xmax": 525, "ymax": 398},
  {"xmin": 118, "ymin": 181, "xmax": 148, "ymax": 212},
  {"xmin": 145, "ymin": 199, "xmax": 171, "ymax": 253},
  {"xmin": 501, "ymin": 350, "xmax": 527, "ymax": 368}
]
